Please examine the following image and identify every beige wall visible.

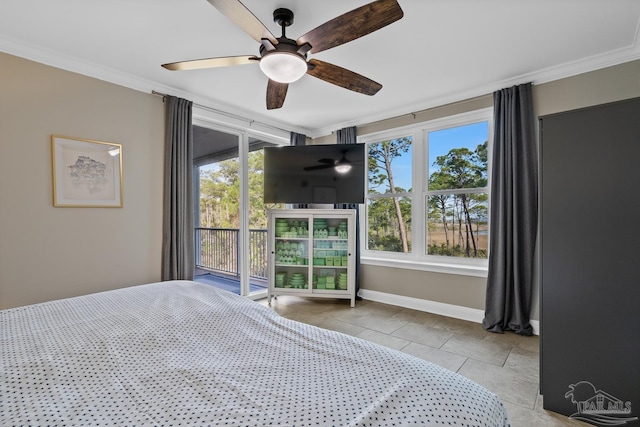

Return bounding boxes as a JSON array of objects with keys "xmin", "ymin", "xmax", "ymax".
[
  {"xmin": 2, "ymin": 50, "xmax": 638, "ymax": 316},
  {"xmin": 314, "ymin": 59, "xmax": 640, "ymax": 320},
  {"xmin": 362, "ymin": 265, "xmax": 488, "ymax": 310},
  {"xmin": 0, "ymin": 53, "xmax": 165, "ymax": 309}
]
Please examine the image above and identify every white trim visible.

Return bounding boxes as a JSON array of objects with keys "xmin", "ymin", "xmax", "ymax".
[
  {"xmin": 358, "ymin": 108, "xmax": 493, "ymax": 144},
  {"xmin": 359, "ymin": 108, "xmax": 493, "ymax": 272},
  {"xmin": 532, "ymin": 320, "xmax": 540, "ymax": 337},
  {"xmin": 0, "ymin": 35, "xmax": 310, "ymax": 138},
  {"xmin": 192, "ymin": 114, "xmax": 290, "ymax": 145},
  {"xmin": 362, "ymin": 256, "xmax": 488, "ymax": 278},
  {"xmin": 1, "ymin": 27, "xmax": 638, "ymax": 139},
  {"xmin": 239, "ymin": 133, "xmax": 250, "ymax": 297},
  {"xmin": 309, "ymin": 43, "xmax": 640, "ymax": 138},
  {"xmin": 359, "ymin": 289, "xmax": 540, "ymax": 335}
]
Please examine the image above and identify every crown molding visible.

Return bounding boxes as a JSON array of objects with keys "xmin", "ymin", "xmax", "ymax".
[
  {"xmin": 0, "ymin": 35, "xmax": 310, "ymax": 137},
  {"xmin": 3, "ymin": 30, "xmax": 639, "ymax": 140},
  {"xmin": 307, "ymin": 38, "xmax": 640, "ymax": 139},
  {"xmin": 0, "ymin": 34, "xmax": 156, "ymax": 93}
]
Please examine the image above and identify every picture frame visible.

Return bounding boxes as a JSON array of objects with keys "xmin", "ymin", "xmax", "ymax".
[{"xmin": 51, "ymin": 135, "xmax": 123, "ymax": 207}]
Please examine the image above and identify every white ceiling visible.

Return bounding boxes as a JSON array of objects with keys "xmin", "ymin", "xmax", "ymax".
[{"xmin": 1, "ymin": 0, "xmax": 639, "ymax": 137}]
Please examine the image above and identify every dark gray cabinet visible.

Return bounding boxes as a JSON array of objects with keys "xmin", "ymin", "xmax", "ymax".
[{"xmin": 540, "ymin": 97, "xmax": 640, "ymax": 425}]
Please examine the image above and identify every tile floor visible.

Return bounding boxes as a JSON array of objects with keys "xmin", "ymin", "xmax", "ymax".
[{"xmin": 259, "ymin": 295, "xmax": 590, "ymax": 427}]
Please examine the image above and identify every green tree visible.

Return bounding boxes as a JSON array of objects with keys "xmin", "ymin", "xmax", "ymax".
[
  {"xmin": 427, "ymin": 171, "xmax": 453, "ymax": 251},
  {"xmin": 368, "ymin": 138, "xmax": 412, "ymax": 252},
  {"xmin": 247, "ymin": 150, "xmax": 283, "ymax": 229},
  {"xmin": 199, "ymin": 158, "xmax": 240, "ymax": 228},
  {"xmin": 248, "ymin": 151, "xmax": 267, "ymax": 229},
  {"xmin": 367, "ymin": 190, "xmax": 411, "ymax": 251},
  {"xmin": 199, "ymin": 150, "xmax": 282, "ymax": 230},
  {"xmin": 428, "ymin": 141, "xmax": 487, "ymax": 257}
]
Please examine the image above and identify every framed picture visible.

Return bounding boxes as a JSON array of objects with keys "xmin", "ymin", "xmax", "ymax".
[{"xmin": 51, "ymin": 135, "xmax": 123, "ymax": 207}]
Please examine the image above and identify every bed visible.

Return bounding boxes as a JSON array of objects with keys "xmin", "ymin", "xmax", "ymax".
[{"xmin": 1, "ymin": 280, "xmax": 509, "ymax": 426}]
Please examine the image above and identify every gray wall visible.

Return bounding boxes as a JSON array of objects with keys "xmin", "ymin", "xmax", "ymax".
[
  {"xmin": 0, "ymin": 52, "xmax": 165, "ymax": 309},
  {"xmin": 314, "ymin": 60, "xmax": 640, "ymax": 321}
]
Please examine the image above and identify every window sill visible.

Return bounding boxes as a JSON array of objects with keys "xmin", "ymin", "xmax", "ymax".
[{"xmin": 361, "ymin": 255, "xmax": 488, "ymax": 278}]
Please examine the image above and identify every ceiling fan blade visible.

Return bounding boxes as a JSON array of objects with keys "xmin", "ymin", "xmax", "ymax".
[
  {"xmin": 304, "ymin": 164, "xmax": 335, "ymax": 171},
  {"xmin": 266, "ymin": 80, "xmax": 288, "ymax": 110},
  {"xmin": 297, "ymin": 0, "xmax": 403, "ymax": 54},
  {"xmin": 162, "ymin": 55, "xmax": 258, "ymax": 71},
  {"xmin": 304, "ymin": 158, "xmax": 340, "ymax": 171},
  {"xmin": 206, "ymin": 0, "xmax": 278, "ymax": 45},
  {"xmin": 317, "ymin": 158, "xmax": 336, "ymax": 164},
  {"xmin": 306, "ymin": 59, "xmax": 382, "ymax": 96}
]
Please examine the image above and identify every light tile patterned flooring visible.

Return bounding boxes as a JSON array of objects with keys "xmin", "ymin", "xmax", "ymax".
[{"xmin": 259, "ymin": 296, "xmax": 590, "ymax": 427}]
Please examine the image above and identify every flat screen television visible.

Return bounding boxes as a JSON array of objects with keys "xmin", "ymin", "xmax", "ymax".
[{"xmin": 264, "ymin": 143, "xmax": 365, "ymax": 204}]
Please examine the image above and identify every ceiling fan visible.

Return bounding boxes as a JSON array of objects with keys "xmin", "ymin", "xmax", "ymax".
[
  {"xmin": 161, "ymin": 0, "xmax": 404, "ymax": 110},
  {"xmin": 304, "ymin": 150, "xmax": 352, "ymax": 173}
]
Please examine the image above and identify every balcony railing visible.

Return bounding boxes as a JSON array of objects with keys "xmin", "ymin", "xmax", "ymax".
[{"xmin": 195, "ymin": 228, "xmax": 268, "ymax": 280}]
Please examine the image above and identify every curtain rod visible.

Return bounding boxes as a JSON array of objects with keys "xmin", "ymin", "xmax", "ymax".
[{"xmin": 151, "ymin": 90, "xmax": 290, "ymax": 135}]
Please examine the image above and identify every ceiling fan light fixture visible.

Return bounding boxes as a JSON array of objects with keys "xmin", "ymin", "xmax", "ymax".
[
  {"xmin": 335, "ymin": 163, "xmax": 352, "ymax": 174},
  {"xmin": 259, "ymin": 52, "xmax": 307, "ymax": 83}
]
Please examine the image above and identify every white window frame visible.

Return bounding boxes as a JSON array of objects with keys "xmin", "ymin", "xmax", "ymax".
[{"xmin": 359, "ymin": 108, "xmax": 493, "ymax": 277}]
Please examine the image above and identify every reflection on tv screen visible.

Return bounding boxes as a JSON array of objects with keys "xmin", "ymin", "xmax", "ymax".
[{"xmin": 264, "ymin": 144, "xmax": 364, "ymax": 204}]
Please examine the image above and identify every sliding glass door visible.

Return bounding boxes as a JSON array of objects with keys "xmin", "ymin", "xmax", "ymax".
[
  {"xmin": 245, "ymin": 141, "xmax": 285, "ymax": 297},
  {"xmin": 193, "ymin": 125, "xmax": 284, "ymax": 298}
]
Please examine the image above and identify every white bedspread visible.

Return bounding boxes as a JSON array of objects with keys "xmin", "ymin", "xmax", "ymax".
[{"xmin": 1, "ymin": 280, "xmax": 509, "ymax": 426}]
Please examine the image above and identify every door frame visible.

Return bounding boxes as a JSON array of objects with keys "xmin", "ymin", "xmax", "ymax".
[{"xmin": 193, "ymin": 117, "xmax": 288, "ymax": 298}]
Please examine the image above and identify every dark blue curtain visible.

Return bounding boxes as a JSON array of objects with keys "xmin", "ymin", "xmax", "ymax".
[
  {"xmin": 483, "ymin": 83, "xmax": 537, "ymax": 335},
  {"xmin": 334, "ymin": 126, "xmax": 361, "ymax": 297}
]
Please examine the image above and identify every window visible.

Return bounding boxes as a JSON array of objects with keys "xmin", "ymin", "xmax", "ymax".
[
  {"xmin": 426, "ymin": 122, "xmax": 488, "ymax": 258},
  {"xmin": 362, "ymin": 109, "xmax": 492, "ymax": 276},
  {"xmin": 366, "ymin": 136, "xmax": 413, "ymax": 253}
]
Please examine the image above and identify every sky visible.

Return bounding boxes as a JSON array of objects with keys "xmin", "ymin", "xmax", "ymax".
[{"xmin": 375, "ymin": 121, "xmax": 488, "ymax": 191}]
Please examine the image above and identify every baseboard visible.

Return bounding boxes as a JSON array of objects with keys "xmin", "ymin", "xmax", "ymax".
[
  {"xmin": 358, "ymin": 289, "xmax": 540, "ymax": 335},
  {"xmin": 531, "ymin": 319, "xmax": 540, "ymax": 336}
]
